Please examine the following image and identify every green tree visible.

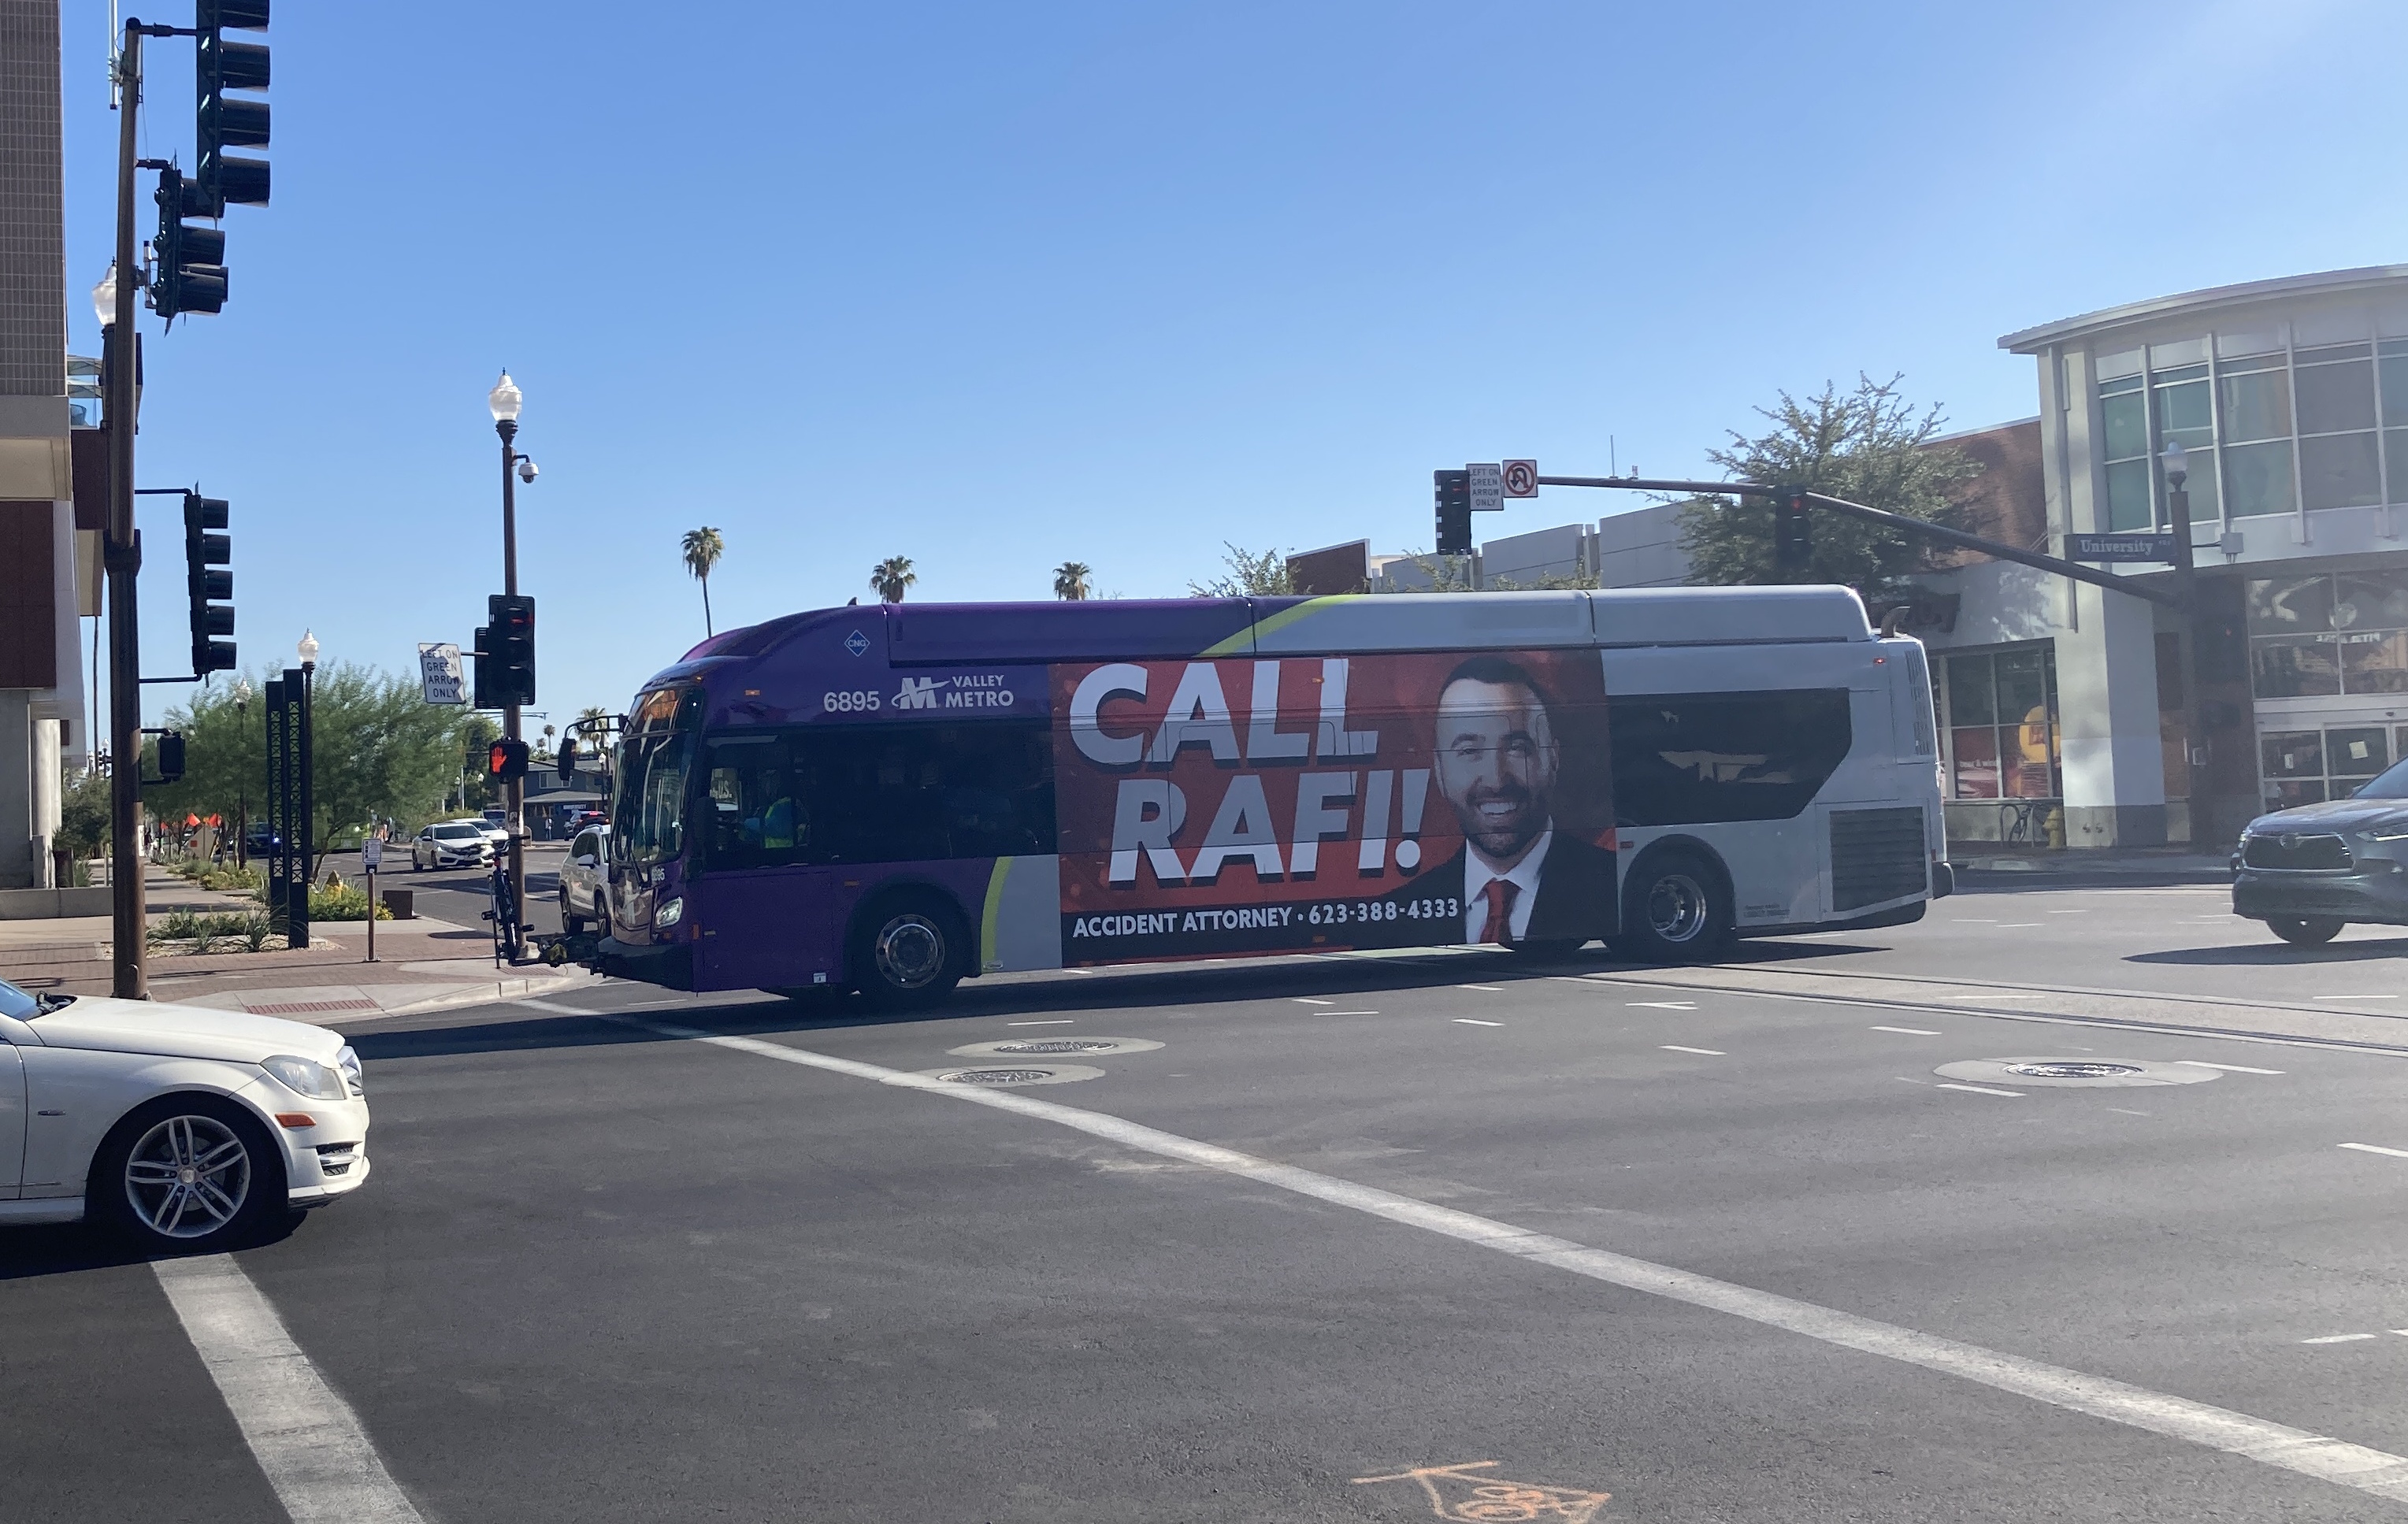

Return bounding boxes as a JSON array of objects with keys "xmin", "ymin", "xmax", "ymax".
[
  {"xmin": 55, "ymin": 766, "xmax": 109, "ymax": 860},
  {"xmin": 1676, "ymin": 373, "xmax": 1983, "ymax": 599},
  {"xmin": 1052, "ymin": 562, "xmax": 1092, "ymax": 601},
  {"xmin": 145, "ymin": 663, "xmax": 483, "ymax": 873},
  {"xmin": 1187, "ymin": 543, "xmax": 1293, "ymax": 598},
  {"xmin": 870, "ymin": 555, "xmax": 917, "ymax": 603},
  {"xmin": 681, "ymin": 526, "xmax": 725, "ymax": 636}
]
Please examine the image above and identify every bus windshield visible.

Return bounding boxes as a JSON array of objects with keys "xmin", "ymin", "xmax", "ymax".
[{"xmin": 614, "ymin": 687, "xmax": 701, "ymax": 869}]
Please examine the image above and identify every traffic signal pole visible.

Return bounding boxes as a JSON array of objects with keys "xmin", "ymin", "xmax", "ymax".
[
  {"xmin": 1534, "ymin": 476, "xmax": 2187, "ymax": 610},
  {"xmin": 498, "ymin": 417, "xmax": 526, "ymax": 957},
  {"xmin": 104, "ymin": 21, "xmax": 155, "ymax": 999}
]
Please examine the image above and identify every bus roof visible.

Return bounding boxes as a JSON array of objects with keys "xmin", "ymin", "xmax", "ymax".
[{"xmin": 640, "ymin": 586, "xmax": 1871, "ymax": 693}]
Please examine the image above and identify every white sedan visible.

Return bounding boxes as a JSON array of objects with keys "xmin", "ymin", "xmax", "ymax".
[
  {"xmin": 0, "ymin": 977, "xmax": 372, "ymax": 1251},
  {"xmin": 413, "ymin": 821, "xmax": 493, "ymax": 870}
]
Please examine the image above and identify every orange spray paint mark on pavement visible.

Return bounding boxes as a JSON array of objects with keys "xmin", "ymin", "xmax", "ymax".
[{"xmin": 1351, "ymin": 1460, "xmax": 1611, "ymax": 1522}]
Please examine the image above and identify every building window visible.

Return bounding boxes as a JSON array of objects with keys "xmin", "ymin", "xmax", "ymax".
[
  {"xmin": 2246, "ymin": 569, "xmax": 2408, "ymax": 698},
  {"xmin": 2217, "ymin": 353, "xmax": 2297, "ymax": 518},
  {"xmin": 2099, "ymin": 374, "xmax": 2153, "ymax": 531},
  {"xmin": 2294, "ymin": 343, "xmax": 2382, "ymax": 511},
  {"xmin": 1934, "ymin": 646, "xmax": 2059, "ymax": 800},
  {"xmin": 2153, "ymin": 363, "xmax": 2218, "ymax": 522}
]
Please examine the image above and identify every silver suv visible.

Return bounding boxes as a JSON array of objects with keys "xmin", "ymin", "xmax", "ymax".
[
  {"xmin": 559, "ymin": 824, "xmax": 610, "ymax": 933},
  {"xmin": 2231, "ymin": 756, "xmax": 2408, "ymax": 944}
]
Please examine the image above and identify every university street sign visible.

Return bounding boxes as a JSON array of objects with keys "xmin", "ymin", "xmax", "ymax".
[{"xmin": 2069, "ymin": 532, "xmax": 2178, "ymax": 563}]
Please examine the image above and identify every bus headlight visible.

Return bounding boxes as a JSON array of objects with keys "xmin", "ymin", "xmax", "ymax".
[{"xmin": 653, "ymin": 896, "xmax": 685, "ymax": 931}]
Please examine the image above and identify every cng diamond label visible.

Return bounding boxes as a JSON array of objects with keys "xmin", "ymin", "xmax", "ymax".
[{"xmin": 844, "ymin": 629, "xmax": 870, "ymax": 656}]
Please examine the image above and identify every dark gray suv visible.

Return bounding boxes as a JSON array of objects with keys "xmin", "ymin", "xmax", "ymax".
[{"xmin": 2232, "ymin": 756, "xmax": 2408, "ymax": 944}]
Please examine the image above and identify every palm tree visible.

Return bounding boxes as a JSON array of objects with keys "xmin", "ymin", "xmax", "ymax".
[
  {"xmin": 1052, "ymin": 562, "xmax": 1093, "ymax": 601},
  {"xmin": 681, "ymin": 526, "xmax": 725, "ymax": 636},
  {"xmin": 870, "ymin": 555, "xmax": 917, "ymax": 604}
]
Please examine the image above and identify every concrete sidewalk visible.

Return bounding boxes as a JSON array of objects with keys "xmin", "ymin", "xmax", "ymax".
[
  {"xmin": 1952, "ymin": 844, "xmax": 2232, "ymax": 887},
  {"xmin": 0, "ymin": 866, "xmax": 593, "ymax": 1018}
]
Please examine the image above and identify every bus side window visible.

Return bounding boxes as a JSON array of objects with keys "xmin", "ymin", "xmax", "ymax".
[{"xmin": 1608, "ymin": 690, "xmax": 1852, "ymax": 826}]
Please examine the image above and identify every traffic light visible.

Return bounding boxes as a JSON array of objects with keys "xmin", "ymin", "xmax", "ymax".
[
  {"xmin": 150, "ymin": 169, "xmax": 227, "ymax": 321},
  {"xmin": 1773, "ymin": 490, "xmax": 1812, "ymax": 577},
  {"xmin": 1434, "ymin": 469, "xmax": 1472, "ymax": 556},
  {"xmin": 156, "ymin": 732, "xmax": 187, "ymax": 784},
  {"xmin": 556, "ymin": 736, "xmax": 579, "ymax": 783},
  {"xmin": 488, "ymin": 737, "xmax": 529, "ymax": 783},
  {"xmin": 183, "ymin": 493, "xmax": 236, "ymax": 674},
  {"xmin": 195, "ymin": 0, "xmax": 271, "ymax": 214},
  {"xmin": 473, "ymin": 595, "xmax": 536, "ymax": 708}
]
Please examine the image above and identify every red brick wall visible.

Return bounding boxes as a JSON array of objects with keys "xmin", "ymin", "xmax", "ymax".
[{"xmin": 1929, "ymin": 418, "xmax": 2046, "ymax": 568}]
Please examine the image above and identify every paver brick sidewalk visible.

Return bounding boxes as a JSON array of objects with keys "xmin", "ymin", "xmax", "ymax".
[{"xmin": 0, "ymin": 867, "xmax": 591, "ymax": 1018}]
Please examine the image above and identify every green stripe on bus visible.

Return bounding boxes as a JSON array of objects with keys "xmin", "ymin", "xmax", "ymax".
[
  {"xmin": 980, "ymin": 857, "xmax": 1013, "ymax": 970},
  {"xmin": 1198, "ymin": 595, "xmax": 1356, "ymax": 658}
]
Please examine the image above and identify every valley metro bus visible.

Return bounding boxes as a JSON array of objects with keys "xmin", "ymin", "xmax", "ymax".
[{"xmin": 592, "ymin": 587, "xmax": 1948, "ymax": 1006}]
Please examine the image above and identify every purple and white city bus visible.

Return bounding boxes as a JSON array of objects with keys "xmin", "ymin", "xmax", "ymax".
[{"xmin": 593, "ymin": 588, "xmax": 1946, "ymax": 1006}]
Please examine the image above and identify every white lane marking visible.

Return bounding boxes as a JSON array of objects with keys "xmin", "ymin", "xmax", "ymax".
[
  {"xmin": 510, "ymin": 998, "xmax": 595, "ymax": 1015},
  {"xmin": 1007, "ymin": 1019, "xmax": 1077, "ymax": 1026},
  {"xmin": 1456, "ymin": 984, "xmax": 1505, "ymax": 992},
  {"xmin": 2303, "ymin": 1334, "xmax": 2382, "ymax": 1344},
  {"xmin": 1319, "ymin": 1010, "xmax": 1380, "ymax": 1017},
  {"xmin": 2340, "ymin": 1143, "xmax": 2408, "ymax": 1159},
  {"xmin": 1871, "ymin": 1025, "xmax": 1943, "ymax": 1036},
  {"xmin": 152, "ymin": 1255, "xmax": 423, "ymax": 1523},
  {"xmin": 2046, "ymin": 910, "xmax": 2088, "ymax": 914},
  {"xmin": 2176, "ymin": 1060, "xmax": 2285, "ymax": 1075},
  {"xmin": 1994, "ymin": 923, "xmax": 2042, "ymax": 929},
  {"xmin": 648, "ymin": 1022, "xmax": 2408, "ymax": 1507},
  {"xmin": 1937, "ymin": 1082, "xmax": 2024, "ymax": 1098},
  {"xmin": 2109, "ymin": 1108, "xmax": 2153, "ymax": 1118},
  {"xmin": 1627, "ymin": 1001, "xmax": 1698, "ymax": 1010},
  {"xmin": 1453, "ymin": 1018, "xmax": 1504, "ymax": 1028},
  {"xmin": 1659, "ymin": 1044, "xmax": 1725, "ymax": 1056},
  {"xmin": 1294, "ymin": 998, "xmax": 1335, "ymax": 1006}
]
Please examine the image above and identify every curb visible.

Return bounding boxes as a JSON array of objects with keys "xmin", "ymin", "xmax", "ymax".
[{"xmin": 185, "ymin": 969, "xmax": 600, "ymax": 1023}]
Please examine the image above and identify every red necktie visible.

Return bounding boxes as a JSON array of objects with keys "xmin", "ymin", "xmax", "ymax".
[{"xmin": 1478, "ymin": 879, "xmax": 1518, "ymax": 944}]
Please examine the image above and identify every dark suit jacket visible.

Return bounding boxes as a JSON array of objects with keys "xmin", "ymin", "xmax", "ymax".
[{"xmin": 1376, "ymin": 831, "xmax": 1619, "ymax": 944}]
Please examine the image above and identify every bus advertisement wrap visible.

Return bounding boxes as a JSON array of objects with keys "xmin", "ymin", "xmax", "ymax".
[{"xmin": 1053, "ymin": 649, "xmax": 1617, "ymax": 961}]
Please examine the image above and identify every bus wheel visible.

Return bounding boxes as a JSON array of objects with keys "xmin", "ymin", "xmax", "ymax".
[
  {"xmin": 852, "ymin": 898, "xmax": 966, "ymax": 1009},
  {"xmin": 1621, "ymin": 850, "xmax": 1732, "ymax": 963},
  {"xmin": 2268, "ymin": 916, "xmax": 2343, "ymax": 946}
]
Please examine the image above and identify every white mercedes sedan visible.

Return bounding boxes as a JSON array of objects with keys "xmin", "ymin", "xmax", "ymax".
[{"xmin": 0, "ymin": 977, "xmax": 371, "ymax": 1251}]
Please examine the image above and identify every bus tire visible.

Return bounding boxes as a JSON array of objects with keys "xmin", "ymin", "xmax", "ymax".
[
  {"xmin": 849, "ymin": 893, "xmax": 967, "ymax": 1010},
  {"xmin": 1620, "ymin": 847, "xmax": 1733, "ymax": 963}
]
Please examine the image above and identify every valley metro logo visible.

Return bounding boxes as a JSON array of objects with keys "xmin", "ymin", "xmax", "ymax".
[{"xmin": 895, "ymin": 677, "xmax": 941, "ymax": 710}]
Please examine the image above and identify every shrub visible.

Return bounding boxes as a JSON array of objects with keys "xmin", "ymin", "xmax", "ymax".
[{"xmin": 307, "ymin": 881, "xmax": 391, "ymax": 921}]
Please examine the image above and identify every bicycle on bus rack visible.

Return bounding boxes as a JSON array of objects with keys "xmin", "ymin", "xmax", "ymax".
[{"xmin": 483, "ymin": 855, "xmax": 522, "ymax": 965}]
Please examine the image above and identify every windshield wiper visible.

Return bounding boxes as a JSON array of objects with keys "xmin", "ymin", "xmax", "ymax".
[{"xmin": 33, "ymin": 992, "xmax": 76, "ymax": 1014}]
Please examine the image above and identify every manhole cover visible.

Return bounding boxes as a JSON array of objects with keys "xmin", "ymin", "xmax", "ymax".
[
  {"xmin": 2005, "ymin": 1061, "xmax": 2144, "ymax": 1080},
  {"xmin": 948, "ymin": 1036, "xmax": 1163, "ymax": 1060},
  {"xmin": 1934, "ymin": 1057, "xmax": 2220, "ymax": 1089},
  {"xmin": 894, "ymin": 1063, "xmax": 1106, "ymax": 1088}
]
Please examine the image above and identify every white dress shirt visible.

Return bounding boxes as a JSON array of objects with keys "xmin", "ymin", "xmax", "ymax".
[{"xmin": 1462, "ymin": 826, "xmax": 1553, "ymax": 944}]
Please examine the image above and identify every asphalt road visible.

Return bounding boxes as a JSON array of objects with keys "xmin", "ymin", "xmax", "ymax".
[{"xmin": 7, "ymin": 882, "xmax": 2408, "ymax": 1522}]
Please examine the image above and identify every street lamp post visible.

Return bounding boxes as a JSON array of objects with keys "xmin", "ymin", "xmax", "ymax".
[
  {"xmin": 488, "ymin": 372, "xmax": 532, "ymax": 957},
  {"xmin": 291, "ymin": 630, "xmax": 319, "ymax": 950},
  {"xmin": 234, "ymin": 677, "xmax": 252, "ymax": 870},
  {"xmin": 2162, "ymin": 443, "xmax": 2210, "ymax": 847}
]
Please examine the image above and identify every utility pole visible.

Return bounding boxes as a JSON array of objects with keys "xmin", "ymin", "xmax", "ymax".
[
  {"xmin": 2162, "ymin": 445, "xmax": 2211, "ymax": 847},
  {"xmin": 104, "ymin": 20, "xmax": 157, "ymax": 1000},
  {"xmin": 490, "ymin": 374, "xmax": 530, "ymax": 958}
]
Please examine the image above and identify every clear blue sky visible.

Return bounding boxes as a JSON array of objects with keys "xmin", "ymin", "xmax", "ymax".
[{"xmin": 62, "ymin": 0, "xmax": 2408, "ymax": 728}]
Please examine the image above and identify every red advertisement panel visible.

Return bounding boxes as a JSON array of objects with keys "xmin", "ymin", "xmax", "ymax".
[{"xmin": 1053, "ymin": 649, "xmax": 1615, "ymax": 962}]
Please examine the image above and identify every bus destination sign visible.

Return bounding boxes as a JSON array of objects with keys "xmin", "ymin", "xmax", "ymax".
[{"xmin": 2069, "ymin": 532, "xmax": 2178, "ymax": 563}]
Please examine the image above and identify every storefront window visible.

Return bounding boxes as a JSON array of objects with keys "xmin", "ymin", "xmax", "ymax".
[
  {"xmin": 2247, "ymin": 569, "xmax": 2408, "ymax": 698},
  {"xmin": 1935, "ymin": 647, "xmax": 2059, "ymax": 801}
]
